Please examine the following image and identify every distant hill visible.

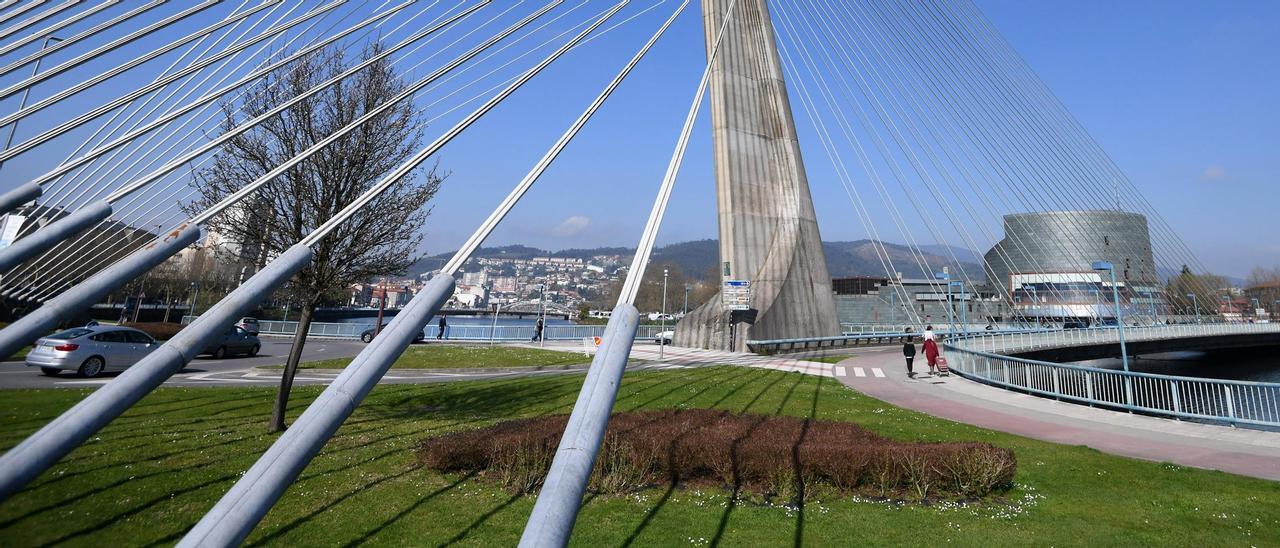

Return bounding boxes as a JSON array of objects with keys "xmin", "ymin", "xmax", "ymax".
[{"xmin": 413, "ymin": 239, "xmax": 984, "ymax": 282}]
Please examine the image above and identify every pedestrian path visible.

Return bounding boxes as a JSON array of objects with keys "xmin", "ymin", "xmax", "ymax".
[{"xmin": 830, "ymin": 347, "xmax": 1280, "ymax": 481}]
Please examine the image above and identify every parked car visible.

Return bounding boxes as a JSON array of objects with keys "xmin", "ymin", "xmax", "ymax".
[
  {"xmin": 200, "ymin": 326, "xmax": 261, "ymax": 359},
  {"xmin": 654, "ymin": 330, "xmax": 674, "ymax": 345},
  {"xmin": 235, "ymin": 317, "xmax": 260, "ymax": 335},
  {"xmin": 1062, "ymin": 320, "xmax": 1090, "ymax": 329},
  {"xmin": 26, "ymin": 325, "xmax": 158, "ymax": 378},
  {"xmin": 360, "ymin": 325, "xmax": 426, "ymax": 344}
]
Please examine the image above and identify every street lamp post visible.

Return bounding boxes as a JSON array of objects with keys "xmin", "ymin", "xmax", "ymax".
[
  {"xmin": 951, "ymin": 280, "xmax": 966, "ymax": 335},
  {"xmin": 683, "ymin": 284, "xmax": 690, "ymax": 315},
  {"xmin": 1142, "ymin": 290, "xmax": 1156, "ymax": 325},
  {"xmin": 1093, "ymin": 261, "xmax": 1130, "ymax": 373},
  {"xmin": 1028, "ymin": 286, "xmax": 1038, "ymax": 326},
  {"xmin": 1187, "ymin": 293, "xmax": 1200, "ymax": 324},
  {"xmin": 935, "ymin": 271, "xmax": 952, "ymax": 335},
  {"xmin": 189, "ymin": 282, "xmax": 200, "ymax": 318},
  {"xmin": 660, "ymin": 268, "xmax": 669, "ymax": 359},
  {"xmin": 538, "ymin": 283, "xmax": 546, "ymax": 348}
]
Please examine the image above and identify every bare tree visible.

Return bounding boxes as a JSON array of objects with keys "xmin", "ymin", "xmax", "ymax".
[
  {"xmin": 1165, "ymin": 265, "xmax": 1227, "ymax": 316},
  {"xmin": 187, "ymin": 44, "xmax": 443, "ymax": 432}
]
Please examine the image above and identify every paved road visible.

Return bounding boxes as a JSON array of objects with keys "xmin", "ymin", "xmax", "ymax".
[
  {"xmin": 0, "ymin": 338, "xmax": 845, "ymax": 389},
  {"xmin": 0, "ymin": 336, "xmax": 368, "ymax": 389}
]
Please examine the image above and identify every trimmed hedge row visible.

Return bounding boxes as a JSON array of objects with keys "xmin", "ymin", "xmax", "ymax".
[{"xmin": 419, "ymin": 409, "xmax": 1016, "ymax": 501}]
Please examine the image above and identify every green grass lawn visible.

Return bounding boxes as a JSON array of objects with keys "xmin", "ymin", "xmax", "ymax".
[
  {"xmin": 283, "ymin": 344, "xmax": 591, "ymax": 370},
  {"xmin": 1, "ymin": 367, "xmax": 1277, "ymax": 546}
]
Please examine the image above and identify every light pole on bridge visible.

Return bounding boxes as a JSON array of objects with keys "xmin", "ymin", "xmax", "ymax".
[
  {"xmin": 935, "ymin": 270, "xmax": 952, "ymax": 335},
  {"xmin": 660, "ymin": 268, "xmax": 668, "ymax": 359},
  {"xmin": 1093, "ymin": 261, "xmax": 1130, "ymax": 373},
  {"xmin": 1187, "ymin": 293, "xmax": 1200, "ymax": 324},
  {"xmin": 950, "ymin": 280, "xmax": 965, "ymax": 335}
]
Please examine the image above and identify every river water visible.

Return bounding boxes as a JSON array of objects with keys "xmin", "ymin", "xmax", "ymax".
[
  {"xmin": 1076, "ymin": 349, "xmax": 1280, "ymax": 383},
  {"xmin": 329, "ymin": 315, "xmax": 577, "ymax": 328}
]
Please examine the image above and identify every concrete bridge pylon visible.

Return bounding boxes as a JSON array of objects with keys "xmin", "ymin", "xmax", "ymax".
[{"xmin": 674, "ymin": 0, "xmax": 841, "ymax": 351}]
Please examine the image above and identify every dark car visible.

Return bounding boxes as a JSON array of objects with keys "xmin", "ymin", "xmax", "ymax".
[
  {"xmin": 200, "ymin": 326, "xmax": 261, "ymax": 359},
  {"xmin": 1062, "ymin": 320, "xmax": 1090, "ymax": 329},
  {"xmin": 360, "ymin": 324, "xmax": 426, "ymax": 344}
]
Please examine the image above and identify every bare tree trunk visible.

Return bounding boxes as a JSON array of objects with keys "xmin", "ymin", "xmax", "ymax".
[
  {"xmin": 162, "ymin": 287, "xmax": 173, "ymax": 323},
  {"xmin": 270, "ymin": 304, "xmax": 315, "ymax": 432}
]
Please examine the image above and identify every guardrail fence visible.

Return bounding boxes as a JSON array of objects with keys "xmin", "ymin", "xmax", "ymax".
[
  {"xmin": 957, "ymin": 323, "xmax": 1280, "ymax": 355},
  {"xmin": 945, "ymin": 325, "xmax": 1280, "ymax": 428},
  {"xmin": 180, "ymin": 316, "xmax": 669, "ymax": 342}
]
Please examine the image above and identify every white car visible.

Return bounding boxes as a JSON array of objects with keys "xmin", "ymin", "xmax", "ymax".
[{"xmin": 654, "ymin": 330, "xmax": 674, "ymax": 345}]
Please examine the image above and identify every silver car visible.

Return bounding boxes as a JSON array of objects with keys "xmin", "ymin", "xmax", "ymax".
[{"xmin": 26, "ymin": 326, "xmax": 158, "ymax": 378}]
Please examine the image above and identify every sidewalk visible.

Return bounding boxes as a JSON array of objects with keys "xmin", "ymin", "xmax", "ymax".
[{"xmin": 834, "ymin": 347, "xmax": 1280, "ymax": 481}]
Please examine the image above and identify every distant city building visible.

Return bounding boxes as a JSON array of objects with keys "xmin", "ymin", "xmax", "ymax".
[
  {"xmin": 492, "ymin": 276, "xmax": 518, "ymax": 293},
  {"xmin": 832, "ymin": 276, "xmax": 1006, "ymax": 328},
  {"xmin": 984, "ymin": 210, "xmax": 1167, "ymax": 321},
  {"xmin": 460, "ymin": 270, "xmax": 488, "ymax": 287}
]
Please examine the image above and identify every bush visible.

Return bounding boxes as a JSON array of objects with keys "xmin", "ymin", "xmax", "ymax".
[
  {"xmin": 122, "ymin": 322, "xmax": 185, "ymax": 340},
  {"xmin": 418, "ymin": 410, "xmax": 1016, "ymax": 502}
]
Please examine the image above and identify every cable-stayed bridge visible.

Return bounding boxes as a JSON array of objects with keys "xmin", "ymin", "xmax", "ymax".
[{"xmin": 0, "ymin": 1, "xmax": 1270, "ymax": 545}]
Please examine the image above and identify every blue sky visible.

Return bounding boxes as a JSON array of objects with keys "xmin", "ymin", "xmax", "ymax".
[{"xmin": 0, "ymin": 1, "xmax": 1275, "ymax": 277}]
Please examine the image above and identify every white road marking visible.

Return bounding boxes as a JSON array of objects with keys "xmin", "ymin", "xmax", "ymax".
[
  {"xmin": 872, "ymin": 368, "xmax": 885, "ymax": 378},
  {"xmin": 853, "ymin": 367, "xmax": 866, "ymax": 377},
  {"xmin": 835, "ymin": 366, "xmax": 846, "ymax": 377}
]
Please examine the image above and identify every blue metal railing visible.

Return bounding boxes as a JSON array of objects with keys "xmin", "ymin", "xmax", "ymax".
[
  {"xmin": 180, "ymin": 316, "xmax": 669, "ymax": 342},
  {"xmin": 748, "ymin": 327, "xmax": 1041, "ymax": 353},
  {"xmin": 945, "ymin": 326, "xmax": 1280, "ymax": 428}
]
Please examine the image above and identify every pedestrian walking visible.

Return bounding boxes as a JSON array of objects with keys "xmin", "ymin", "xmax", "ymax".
[
  {"xmin": 902, "ymin": 332, "xmax": 917, "ymax": 378},
  {"xmin": 532, "ymin": 317, "xmax": 544, "ymax": 342},
  {"xmin": 437, "ymin": 316, "xmax": 447, "ymax": 340},
  {"xmin": 923, "ymin": 336, "xmax": 940, "ymax": 375},
  {"xmin": 923, "ymin": 324, "xmax": 935, "ymax": 341}
]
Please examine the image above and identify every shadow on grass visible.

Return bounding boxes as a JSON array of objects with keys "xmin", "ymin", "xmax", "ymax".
[
  {"xmin": 247, "ymin": 464, "xmax": 442, "ymax": 547},
  {"xmin": 336, "ymin": 471, "xmax": 475, "ymax": 547},
  {"xmin": 708, "ymin": 371, "xmax": 810, "ymax": 548},
  {"xmin": 616, "ymin": 368, "xmax": 789, "ymax": 545},
  {"xmin": 436, "ymin": 491, "xmax": 524, "ymax": 547},
  {"xmin": 31, "ymin": 470, "xmax": 242, "ymax": 547}
]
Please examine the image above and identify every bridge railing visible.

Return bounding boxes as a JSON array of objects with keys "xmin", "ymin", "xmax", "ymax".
[
  {"xmin": 181, "ymin": 316, "xmax": 669, "ymax": 341},
  {"xmin": 943, "ymin": 343, "xmax": 1280, "ymax": 428},
  {"xmin": 748, "ymin": 327, "xmax": 1042, "ymax": 354},
  {"xmin": 956, "ymin": 323, "xmax": 1280, "ymax": 355}
]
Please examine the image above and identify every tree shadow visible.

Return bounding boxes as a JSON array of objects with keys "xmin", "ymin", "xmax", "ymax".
[
  {"xmin": 615, "ymin": 366, "xmax": 743, "ymax": 412},
  {"xmin": 790, "ymin": 375, "xmax": 825, "ymax": 547},
  {"xmin": 432, "ymin": 488, "xmax": 522, "ymax": 547},
  {"xmin": 247, "ymin": 463, "xmax": 439, "ymax": 547},
  {"xmin": 705, "ymin": 371, "xmax": 808, "ymax": 547},
  {"xmin": 31, "ymin": 470, "xmax": 243, "ymax": 547}
]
